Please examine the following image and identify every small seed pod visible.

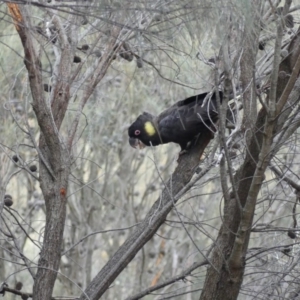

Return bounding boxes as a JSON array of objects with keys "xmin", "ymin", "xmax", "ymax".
[
  {"xmin": 259, "ymin": 41, "xmax": 266, "ymax": 51},
  {"xmin": 81, "ymin": 17, "xmax": 88, "ymax": 25},
  {"xmin": 123, "ymin": 42, "xmax": 131, "ymax": 52},
  {"xmin": 288, "ymin": 229, "xmax": 296, "ymax": 239},
  {"xmin": 73, "ymin": 56, "xmax": 82, "ymax": 63},
  {"xmin": 81, "ymin": 44, "xmax": 89, "ymax": 51},
  {"xmin": 282, "ymin": 246, "xmax": 292, "ymax": 255},
  {"xmin": 208, "ymin": 57, "xmax": 216, "ymax": 64},
  {"xmin": 29, "ymin": 165, "xmax": 37, "ymax": 172},
  {"xmin": 43, "ymin": 84, "xmax": 52, "ymax": 92},
  {"xmin": 285, "ymin": 14, "xmax": 294, "ymax": 28},
  {"xmin": 12, "ymin": 155, "xmax": 19, "ymax": 162},
  {"xmin": 136, "ymin": 58, "xmax": 143, "ymax": 68},
  {"xmin": 4, "ymin": 198, "xmax": 13, "ymax": 207},
  {"xmin": 4, "ymin": 195, "xmax": 13, "ymax": 207},
  {"xmin": 93, "ymin": 50, "xmax": 102, "ymax": 58},
  {"xmin": 195, "ymin": 166, "xmax": 202, "ymax": 174},
  {"xmin": 15, "ymin": 282, "xmax": 23, "ymax": 291},
  {"xmin": 119, "ymin": 51, "xmax": 133, "ymax": 62}
]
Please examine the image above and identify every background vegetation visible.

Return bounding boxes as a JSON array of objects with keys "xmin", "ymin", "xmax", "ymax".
[{"xmin": 1, "ymin": 0, "xmax": 300, "ymax": 299}]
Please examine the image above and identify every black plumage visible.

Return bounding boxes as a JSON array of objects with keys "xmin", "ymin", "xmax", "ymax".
[{"xmin": 128, "ymin": 91, "xmax": 222, "ymax": 151}]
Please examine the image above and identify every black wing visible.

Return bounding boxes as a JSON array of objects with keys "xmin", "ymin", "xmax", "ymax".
[{"xmin": 156, "ymin": 92, "xmax": 221, "ymax": 148}]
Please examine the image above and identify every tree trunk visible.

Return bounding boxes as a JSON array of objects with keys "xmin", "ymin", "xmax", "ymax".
[
  {"xmin": 7, "ymin": 4, "xmax": 72, "ymax": 299},
  {"xmin": 201, "ymin": 3, "xmax": 298, "ymax": 299}
]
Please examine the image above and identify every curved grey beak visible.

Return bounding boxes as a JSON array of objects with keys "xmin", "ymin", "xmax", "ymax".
[
  {"xmin": 129, "ymin": 137, "xmax": 139, "ymax": 148},
  {"xmin": 129, "ymin": 137, "xmax": 146, "ymax": 149}
]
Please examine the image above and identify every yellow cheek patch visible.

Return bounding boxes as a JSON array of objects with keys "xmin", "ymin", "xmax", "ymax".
[{"xmin": 144, "ymin": 121, "xmax": 156, "ymax": 136}]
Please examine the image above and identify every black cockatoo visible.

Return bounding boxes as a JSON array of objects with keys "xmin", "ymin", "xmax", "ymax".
[{"xmin": 128, "ymin": 91, "xmax": 222, "ymax": 151}]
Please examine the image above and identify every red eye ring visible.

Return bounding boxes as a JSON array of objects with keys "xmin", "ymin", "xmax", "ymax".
[{"xmin": 135, "ymin": 130, "xmax": 141, "ymax": 136}]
